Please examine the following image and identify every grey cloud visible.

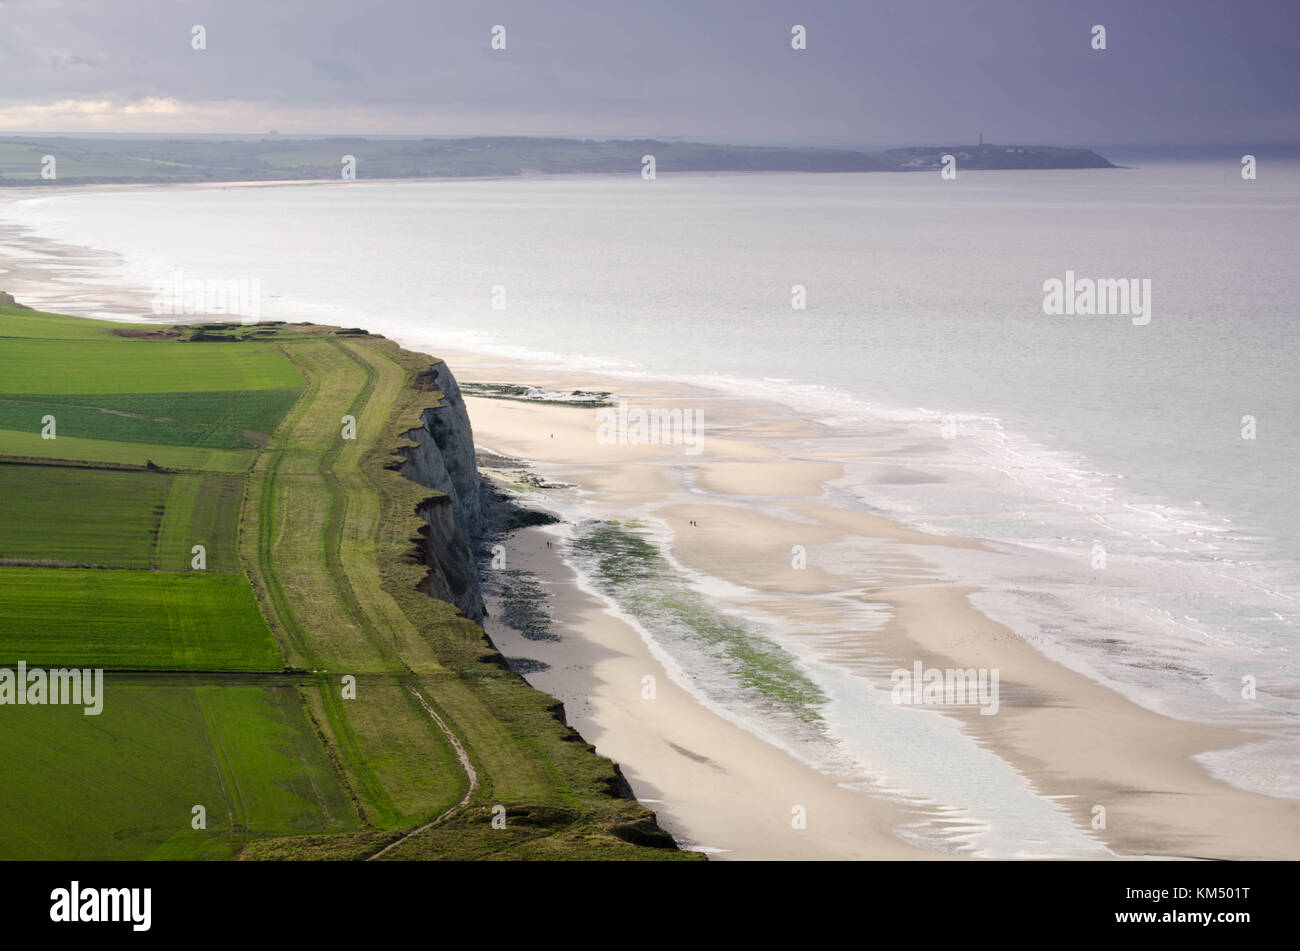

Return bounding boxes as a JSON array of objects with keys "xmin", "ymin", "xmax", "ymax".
[{"xmin": 0, "ymin": 0, "xmax": 1295, "ymax": 145}]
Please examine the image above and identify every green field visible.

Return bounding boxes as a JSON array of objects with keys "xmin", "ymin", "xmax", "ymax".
[
  {"xmin": 0, "ymin": 307, "xmax": 692, "ymax": 861},
  {"xmin": 0, "ymin": 681, "xmax": 359, "ymax": 859},
  {"xmin": 0, "ymin": 463, "xmax": 170, "ymax": 567},
  {"xmin": 0, "ymin": 567, "xmax": 281, "ymax": 669},
  {"xmin": 154, "ymin": 471, "xmax": 244, "ymax": 570},
  {"xmin": 0, "ymin": 305, "xmax": 163, "ymax": 339},
  {"xmin": 0, "ymin": 429, "xmax": 257, "ymax": 471},
  {"xmin": 306, "ymin": 680, "xmax": 466, "ymax": 827},
  {"xmin": 0, "ymin": 389, "xmax": 303, "ymax": 449},
  {"xmin": 0, "ymin": 142, "xmax": 188, "ymax": 183},
  {"xmin": 0, "ymin": 338, "xmax": 304, "ymax": 393},
  {"xmin": 0, "ymin": 464, "xmax": 243, "ymax": 571}
]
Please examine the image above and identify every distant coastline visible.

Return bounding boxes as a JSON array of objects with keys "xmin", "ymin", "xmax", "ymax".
[{"xmin": 0, "ymin": 134, "xmax": 1114, "ymax": 186}]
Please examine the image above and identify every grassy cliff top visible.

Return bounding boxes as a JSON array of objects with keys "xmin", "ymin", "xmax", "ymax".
[{"xmin": 0, "ymin": 305, "xmax": 696, "ymax": 860}]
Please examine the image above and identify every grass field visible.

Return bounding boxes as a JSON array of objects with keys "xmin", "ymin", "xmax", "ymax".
[
  {"xmin": 0, "ymin": 464, "xmax": 243, "ymax": 570},
  {"xmin": 239, "ymin": 335, "xmax": 685, "ymax": 854},
  {"xmin": 0, "ymin": 305, "xmax": 160, "ymax": 339},
  {"xmin": 0, "ymin": 567, "xmax": 281, "ymax": 669},
  {"xmin": 155, "ymin": 471, "xmax": 244, "ymax": 571},
  {"xmin": 0, "ymin": 142, "xmax": 186, "ymax": 183},
  {"xmin": 0, "ymin": 389, "xmax": 303, "ymax": 449},
  {"xmin": 0, "ymin": 680, "xmax": 359, "ymax": 859},
  {"xmin": 0, "ymin": 308, "xmax": 693, "ymax": 861},
  {"xmin": 0, "ymin": 429, "xmax": 258, "ymax": 471},
  {"xmin": 305, "ymin": 680, "xmax": 466, "ymax": 827},
  {"xmin": 0, "ymin": 463, "xmax": 171, "ymax": 567},
  {"xmin": 0, "ymin": 338, "xmax": 304, "ymax": 393},
  {"xmin": 0, "ymin": 311, "xmax": 302, "ymax": 469}
]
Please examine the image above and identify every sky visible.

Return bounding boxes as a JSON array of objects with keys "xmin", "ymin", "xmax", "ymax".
[{"xmin": 0, "ymin": 0, "xmax": 1296, "ymax": 147}]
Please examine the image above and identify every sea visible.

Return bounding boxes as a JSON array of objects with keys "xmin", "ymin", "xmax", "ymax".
[{"xmin": 2, "ymin": 159, "xmax": 1297, "ymax": 851}]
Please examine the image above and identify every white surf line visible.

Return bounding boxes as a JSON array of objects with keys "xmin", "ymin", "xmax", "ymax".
[{"xmin": 367, "ymin": 684, "xmax": 479, "ymax": 861}]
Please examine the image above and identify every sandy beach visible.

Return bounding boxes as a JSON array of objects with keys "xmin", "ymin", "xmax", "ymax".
[
  {"xmin": 3, "ymin": 187, "xmax": 1297, "ymax": 861},
  {"xmin": 450, "ymin": 355, "xmax": 1300, "ymax": 861}
]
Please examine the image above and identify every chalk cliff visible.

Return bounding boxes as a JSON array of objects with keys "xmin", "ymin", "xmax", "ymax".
[{"xmin": 397, "ymin": 361, "xmax": 485, "ymax": 622}]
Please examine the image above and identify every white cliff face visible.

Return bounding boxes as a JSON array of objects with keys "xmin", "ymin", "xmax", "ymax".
[
  {"xmin": 414, "ymin": 495, "xmax": 483, "ymax": 622},
  {"xmin": 398, "ymin": 361, "xmax": 485, "ymax": 622},
  {"xmin": 400, "ymin": 363, "xmax": 483, "ymax": 537}
]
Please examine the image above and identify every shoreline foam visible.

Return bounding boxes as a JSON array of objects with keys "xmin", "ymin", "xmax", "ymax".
[
  {"xmin": 454, "ymin": 371, "xmax": 1299, "ymax": 859},
  {"xmin": 2, "ymin": 190, "xmax": 1298, "ymax": 859}
]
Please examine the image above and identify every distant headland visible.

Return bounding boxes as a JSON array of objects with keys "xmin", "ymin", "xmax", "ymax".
[{"xmin": 0, "ymin": 135, "xmax": 1113, "ymax": 186}]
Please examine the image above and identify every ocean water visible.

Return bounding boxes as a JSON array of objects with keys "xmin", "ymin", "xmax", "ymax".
[{"xmin": 3, "ymin": 163, "xmax": 1298, "ymax": 833}]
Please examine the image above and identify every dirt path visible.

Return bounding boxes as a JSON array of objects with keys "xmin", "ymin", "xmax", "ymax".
[{"xmin": 366, "ymin": 684, "xmax": 479, "ymax": 860}]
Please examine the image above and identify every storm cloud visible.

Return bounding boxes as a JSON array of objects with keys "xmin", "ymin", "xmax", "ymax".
[{"xmin": 0, "ymin": 0, "xmax": 1296, "ymax": 146}]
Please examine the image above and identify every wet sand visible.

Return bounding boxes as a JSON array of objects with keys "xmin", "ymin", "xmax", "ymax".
[
  {"xmin": 458, "ymin": 362, "xmax": 1299, "ymax": 860},
  {"xmin": 3, "ymin": 191, "xmax": 1296, "ymax": 859}
]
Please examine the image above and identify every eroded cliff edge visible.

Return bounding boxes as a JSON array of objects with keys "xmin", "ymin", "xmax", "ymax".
[
  {"xmin": 389, "ymin": 356, "xmax": 685, "ymax": 854},
  {"xmin": 395, "ymin": 361, "xmax": 486, "ymax": 623}
]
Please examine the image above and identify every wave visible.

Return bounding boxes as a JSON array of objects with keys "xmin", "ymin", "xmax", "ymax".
[{"xmin": 6, "ymin": 185, "xmax": 1297, "ymax": 806}]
